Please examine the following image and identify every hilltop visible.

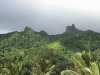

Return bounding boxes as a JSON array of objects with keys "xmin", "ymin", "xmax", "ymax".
[
  {"xmin": 0, "ymin": 24, "xmax": 100, "ymax": 54},
  {"xmin": 0, "ymin": 24, "xmax": 100, "ymax": 75}
]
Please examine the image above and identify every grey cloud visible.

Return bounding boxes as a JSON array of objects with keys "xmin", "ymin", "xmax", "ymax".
[{"xmin": 0, "ymin": 0, "xmax": 100, "ymax": 34}]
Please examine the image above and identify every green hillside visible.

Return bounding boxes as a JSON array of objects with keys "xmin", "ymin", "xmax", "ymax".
[
  {"xmin": 0, "ymin": 25, "xmax": 100, "ymax": 75},
  {"xmin": 61, "ymin": 30, "xmax": 100, "ymax": 51}
]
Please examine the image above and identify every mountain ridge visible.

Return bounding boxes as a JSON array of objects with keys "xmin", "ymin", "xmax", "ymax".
[{"xmin": 0, "ymin": 24, "xmax": 100, "ymax": 52}]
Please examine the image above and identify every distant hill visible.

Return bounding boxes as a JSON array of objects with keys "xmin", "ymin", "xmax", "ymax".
[
  {"xmin": 0, "ymin": 24, "xmax": 100, "ymax": 75},
  {"xmin": 0, "ymin": 24, "xmax": 82, "ymax": 42},
  {"xmin": 49, "ymin": 24, "xmax": 82, "ymax": 41},
  {"xmin": 0, "ymin": 26, "xmax": 50, "ymax": 56},
  {"xmin": 61, "ymin": 30, "xmax": 100, "ymax": 52},
  {"xmin": 0, "ymin": 31, "xmax": 20, "ymax": 41},
  {"xmin": 62, "ymin": 24, "xmax": 82, "ymax": 36},
  {"xmin": 0, "ymin": 24, "xmax": 100, "ymax": 56}
]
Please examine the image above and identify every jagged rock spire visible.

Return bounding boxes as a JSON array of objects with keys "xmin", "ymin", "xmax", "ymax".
[{"xmin": 65, "ymin": 24, "xmax": 76, "ymax": 32}]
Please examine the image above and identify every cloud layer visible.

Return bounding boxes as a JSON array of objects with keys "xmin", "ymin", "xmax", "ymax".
[{"xmin": 0, "ymin": 0, "xmax": 100, "ymax": 34}]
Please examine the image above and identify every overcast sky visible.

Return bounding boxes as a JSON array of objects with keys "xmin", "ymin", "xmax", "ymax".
[{"xmin": 0, "ymin": 0, "xmax": 100, "ymax": 34}]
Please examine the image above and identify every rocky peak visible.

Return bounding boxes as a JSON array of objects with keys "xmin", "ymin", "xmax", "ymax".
[
  {"xmin": 65, "ymin": 24, "xmax": 76, "ymax": 33},
  {"xmin": 23, "ymin": 26, "xmax": 34, "ymax": 34}
]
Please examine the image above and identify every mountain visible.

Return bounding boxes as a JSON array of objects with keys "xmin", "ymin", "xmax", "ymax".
[
  {"xmin": 49, "ymin": 24, "xmax": 82, "ymax": 41},
  {"xmin": 61, "ymin": 30, "xmax": 100, "ymax": 51},
  {"xmin": 0, "ymin": 24, "xmax": 100, "ymax": 75},
  {"xmin": 36, "ymin": 30, "xmax": 49, "ymax": 38},
  {"xmin": 0, "ymin": 31, "xmax": 19, "ymax": 41},
  {"xmin": 0, "ymin": 26, "xmax": 50, "ymax": 56},
  {"xmin": 0, "ymin": 24, "xmax": 100, "ymax": 54},
  {"xmin": 62, "ymin": 24, "xmax": 82, "ymax": 36}
]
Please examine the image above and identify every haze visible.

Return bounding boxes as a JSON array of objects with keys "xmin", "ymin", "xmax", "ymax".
[{"xmin": 0, "ymin": 0, "xmax": 100, "ymax": 34}]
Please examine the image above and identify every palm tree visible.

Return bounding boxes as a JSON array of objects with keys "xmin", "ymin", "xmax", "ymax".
[
  {"xmin": 61, "ymin": 51, "xmax": 100, "ymax": 75},
  {"xmin": 33, "ymin": 58, "xmax": 54, "ymax": 75}
]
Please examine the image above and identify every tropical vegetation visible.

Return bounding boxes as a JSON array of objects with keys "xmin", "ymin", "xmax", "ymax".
[{"xmin": 0, "ymin": 24, "xmax": 100, "ymax": 75}]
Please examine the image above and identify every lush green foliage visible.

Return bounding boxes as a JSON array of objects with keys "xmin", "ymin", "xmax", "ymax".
[
  {"xmin": 61, "ymin": 30, "xmax": 100, "ymax": 52},
  {"xmin": 0, "ymin": 25, "xmax": 100, "ymax": 75}
]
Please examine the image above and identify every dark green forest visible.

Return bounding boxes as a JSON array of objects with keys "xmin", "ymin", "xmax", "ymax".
[{"xmin": 0, "ymin": 24, "xmax": 100, "ymax": 75}]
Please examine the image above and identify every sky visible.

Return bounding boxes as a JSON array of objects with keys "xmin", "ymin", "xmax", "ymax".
[{"xmin": 0, "ymin": 0, "xmax": 100, "ymax": 34}]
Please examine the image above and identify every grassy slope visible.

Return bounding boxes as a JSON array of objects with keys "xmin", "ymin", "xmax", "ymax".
[{"xmin": 47, "ymin": 41, "xmax": 65, "ymax": 50}]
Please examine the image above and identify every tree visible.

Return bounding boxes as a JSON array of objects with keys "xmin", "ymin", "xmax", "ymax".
[{"xmin": 61, "ymin": 51, "xmax": 100, "ymax": 75}]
